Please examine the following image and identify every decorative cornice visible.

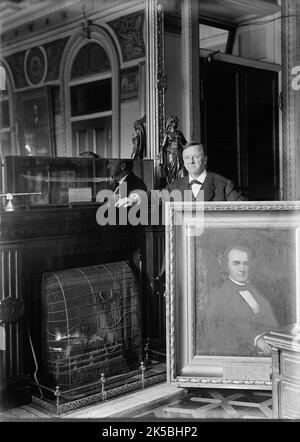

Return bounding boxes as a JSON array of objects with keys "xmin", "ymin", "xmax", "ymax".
[
  {"xmin": 0, "ymin": 0, "xmax": 84, "ymax": 34},
  {"xmin": 0, "ymin": 2, "xmax": 145, "ymax": 58}
]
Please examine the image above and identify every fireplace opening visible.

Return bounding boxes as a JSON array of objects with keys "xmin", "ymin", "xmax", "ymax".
[{"xmin": 27, "ymin": 260, "xmax": 167, "ymax": 413}]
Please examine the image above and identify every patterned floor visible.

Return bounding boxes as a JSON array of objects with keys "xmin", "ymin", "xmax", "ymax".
[
  {"xmin": 0, "ymin": 388, "xmax": 273, "ymax": 420},
  {"xmin": 129, "ymin": 388, "xmax": 273, "ymax": 420}
]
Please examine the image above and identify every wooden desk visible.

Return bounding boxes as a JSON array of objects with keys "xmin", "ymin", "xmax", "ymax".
[{"xmin": 264, "ymin": 324, "xmax": 300, "ymax": 419}]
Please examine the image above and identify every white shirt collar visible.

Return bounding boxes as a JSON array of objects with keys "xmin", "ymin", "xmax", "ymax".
[
  {"xmin": 229, "ymin": 276, "xmax": 249, "ymax": 286},
  {"xmin": 189, "ymin": 170, "xmax": 207, "ymax": 184},
  {"xmin": 118, "ymin": 173, "xmax": 129, "ymax": 184}
]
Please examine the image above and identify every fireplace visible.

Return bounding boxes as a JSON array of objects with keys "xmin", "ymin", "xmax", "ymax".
[
  {"xmin": 40, "ymin": 261, "xmax": 142, "ymax": 399},
  {"xmin": 0, "ymin": 205, "xmax": 166, "ymax": 412}
]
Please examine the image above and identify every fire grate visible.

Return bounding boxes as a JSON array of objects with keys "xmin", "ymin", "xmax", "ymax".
[
  {"xmin": 40, "ymin": 262, "xmax": 143, "ymax": 393},
  {"xmin": 31, "ymin": 356, "xmax": 166, "ymax": 416}
]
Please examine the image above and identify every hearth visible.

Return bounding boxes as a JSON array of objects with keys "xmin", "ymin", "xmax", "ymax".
[{"xmin": 29, "ymin": 260, "xmax": 166, "ymax": 414}]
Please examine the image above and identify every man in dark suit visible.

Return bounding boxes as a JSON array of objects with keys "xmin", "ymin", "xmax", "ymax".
[
  {"xmin": 116, "ymin": 140, "xmax": 244, "ymax": 207},
  {"xmin": 167, "ymin": 140, "xmax": 245, "ymax": 201},
  {"xmin": 107, "ymin": 159, "xmax": 147, "ymax": 200},
  {"xmin": 152, "ymin": 141, "xmax": 245, "ymax": 291},
  {"xmin": 96, "ymin": 160, "xmax": 147, "ymax": 226},
  {"xmin": 204, "ymin": 246, "xmax": 278, "ymax": 357},
  {"xmin": 115, "ymin": 141, "xmax": 245, "ymax": 293}
]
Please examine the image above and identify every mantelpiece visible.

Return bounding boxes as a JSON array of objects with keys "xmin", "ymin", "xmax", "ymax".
[{"xmin": 0, "ymin": 205, "xmax": 149, "ymax": 410}]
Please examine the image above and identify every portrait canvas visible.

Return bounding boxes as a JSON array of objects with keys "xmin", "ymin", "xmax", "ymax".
[
  {"xmin": 194, "ymin": 228, "xmax": 296, "ymax": 357},
  {"xmin": 20, "ymin": 87, "xmax": 55, "ymax": 157},
  {"xmin": 166, "ymin": 201, "xmax": 300, "ymax": 389}
]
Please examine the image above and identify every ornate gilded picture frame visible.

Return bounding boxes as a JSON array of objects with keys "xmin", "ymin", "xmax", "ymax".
[{"xmin": 165, "ymin": 201, "xmax": 300, "ymax": 390}]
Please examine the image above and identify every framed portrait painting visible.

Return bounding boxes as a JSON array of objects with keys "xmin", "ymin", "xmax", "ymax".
[
  {"xmin": 165, "ymin": 201, "xmax": 300, "ymax": 390},
  {"xmin": 19, "ymin": 86, "xmax": 55, "ymax": 157}
]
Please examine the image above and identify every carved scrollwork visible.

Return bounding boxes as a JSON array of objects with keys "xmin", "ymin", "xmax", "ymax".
[
  {"xmin": 25, "ymin": 47, "xmax": 46, "ymax": 86},
  {"xmin": 108, "ymin": 12, "xmax": 145, "ymax": 62},
  {"xmin": 44, "ymin": 37, "xmax": 69, "ymax": 82},
  {"xmin": 0, "ymin": 297, "xmax": 25, "ymax": 324}
]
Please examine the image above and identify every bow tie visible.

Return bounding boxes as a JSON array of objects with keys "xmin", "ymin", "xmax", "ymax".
[{"xmin": 189, "ymin": 180, "xmax": 202, "ymax": 186}]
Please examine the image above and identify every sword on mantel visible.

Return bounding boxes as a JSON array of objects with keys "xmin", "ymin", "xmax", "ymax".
[{"xmin": 22, "ymin": 174, "xmax": 113, "ymax": 184}]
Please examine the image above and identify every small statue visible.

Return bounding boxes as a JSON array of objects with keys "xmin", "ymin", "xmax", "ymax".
[
  {"xmin": 131, "ymin": 116, "xmax": 146, "ymax": 159},
  {"xmin": 160, "ymin": 115, "xmax": 186, "ymax": 186}
]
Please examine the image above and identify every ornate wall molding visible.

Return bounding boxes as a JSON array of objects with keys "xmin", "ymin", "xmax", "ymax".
[
  {"xmin": 281, "ymin": 0, "xmax": 297, "ymax": 200},
  {"xmin": 44, "ymin": 37, "xmax": 69, "ymax": 82},
  {"xmin": 60, "ymin": 25, "xmax": 120, "ymax": 157},
  {"xmin": 145, "ymin": 0, "xmax": 165, "ymax": 186},
  {"xmin": 176, "ymin": 377, "xmax": 272, "ymax": 387},
  {"xmin": 0, "ymin": 58, "xmax": 18, "ymax": 155},
  {"xmin": 24, "ymin": 46, "xmax": 47, "ymax": 87},
  {"xmin": 71, "ymin": 42, "xmax": 111, "ymax": 79},
  {"xmin": 108, "ymin": 11, "xmax": 145, "ymax": 62},
  {"xmin": 165, "ymin": 203, "xmax": 175, "ymax": 382},
  {"xmin": 5, "ymin": 50, "xmax": 28, "ymax": 89},
  {"xmin": 0, "ymin": 248, "xmax": 23, "ymax": 377},
  {"xmin": 0, "ymin": 297, "xmax": 24, "ymax": 324},
  {"xmin": 157, "ymin": 4, "xmax": 167, "ymax": 155}
]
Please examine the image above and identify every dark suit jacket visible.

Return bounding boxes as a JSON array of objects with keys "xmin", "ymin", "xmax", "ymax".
[
  {"xmin": 167, "ymin": 171, "xmax": 246, "ymax": 201},
  {"xmin": 117, "ymin": 171, "xmax": 147, "ymax": 198}
]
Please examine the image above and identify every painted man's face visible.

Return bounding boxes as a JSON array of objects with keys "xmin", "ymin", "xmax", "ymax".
[{"xmin": 227, "ymin": 249, "xmax": 249, "ymax": 284}]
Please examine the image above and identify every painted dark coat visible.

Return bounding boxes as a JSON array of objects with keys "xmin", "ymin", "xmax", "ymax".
[{"xmin": 205, "ymin": 279, "xmax": 278, "ymax": 356}]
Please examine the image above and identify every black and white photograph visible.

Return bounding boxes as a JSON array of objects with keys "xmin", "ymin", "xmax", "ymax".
[{"xmin": 0, "ymin": 0, "xmax": 300, "ymax": 429}]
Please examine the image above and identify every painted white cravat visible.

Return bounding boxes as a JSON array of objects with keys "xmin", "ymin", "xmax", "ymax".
[
  {"xmin": 238, "ymin": 290, "xmax": 260, "ymax": 314},
  {"xmin": 229, "ymin": 277, "xmax": 260, "ymax": 314}
]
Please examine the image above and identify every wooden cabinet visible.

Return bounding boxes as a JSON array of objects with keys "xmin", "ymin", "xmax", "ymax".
[{"xmin": 264, "ymin": 324, "xmax": 300, "ymax": 419}]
